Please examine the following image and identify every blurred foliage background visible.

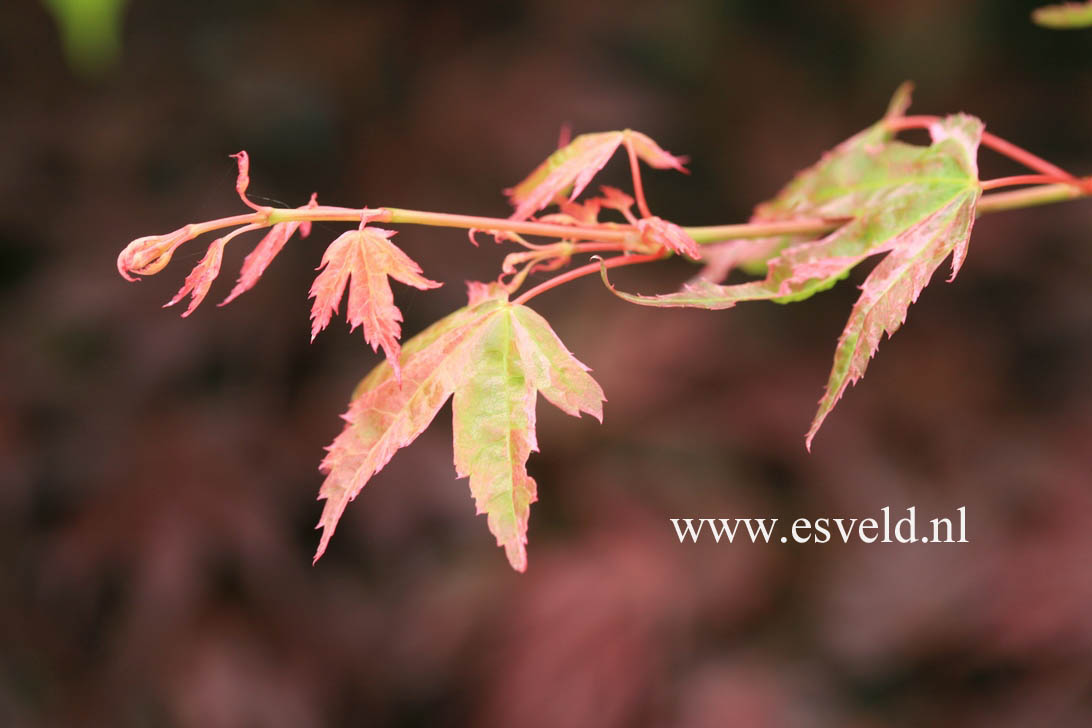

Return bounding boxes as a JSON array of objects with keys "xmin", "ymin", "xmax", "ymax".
[{"xmin": 2, "ymin": 0, "xmax": 1091, "ymax": 725}]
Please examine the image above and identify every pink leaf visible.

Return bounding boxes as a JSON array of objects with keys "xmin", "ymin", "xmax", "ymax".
[
  {"xmin": 637, "ymin": 216, "xmax": 702, "ymax": 260},
  {"xmin": 506, "ymin": 132, "xmax": 624, "ymax": 221},
  {"xmin": 598, "ymin": 185, "xmax": 635, "ymax": 216},
  {"xmin": 625, "ymin": 130, "xmax": 689, "ymax": 173},
  {"xmin": 308, "ymin": 227, "xmax": 441, "ymax": 377},
  {"xmin": 219, "ymin": 222, "xmax": 300, "ymax": 306},
  {"xmin": 164, "ymin": 237, "xmax": 228, "ymax": 317},
  {"xmin": 217, "ymin": 194, "xmax": 320, "ymax": 306}
]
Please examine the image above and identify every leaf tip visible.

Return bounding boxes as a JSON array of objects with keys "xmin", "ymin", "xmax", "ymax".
[
  {"xmin": 885, "ymin": 81, "xmax": 915, "ymax": 120},
  {"xmin": 506, "ymin": 545, "xmax": 528, "ymax": 573}
]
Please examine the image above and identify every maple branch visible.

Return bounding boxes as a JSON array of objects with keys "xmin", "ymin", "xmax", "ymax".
[
  {"xmin": 265, "ymin": 205, "xmax": 633, "ymax": 243},
  {"xmin": 682, "ymin": 218, "xmax": 849, "ymax": 245}
]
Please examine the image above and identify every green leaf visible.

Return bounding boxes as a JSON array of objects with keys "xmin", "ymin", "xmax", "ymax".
[
  {"xmin": 315, "ymin": 288, "xmax": 604, "ymax": 571},
  {"xmin": 604, "ymin": 112, "xmax": 983, "ymax": 448},
  {"xmin": 1032, "ymin": 2, "xmax": 1092, "ymax": 29},
  {"xmin": 42, "ymin": 0, "xmax": 128, "ymax": 78}
]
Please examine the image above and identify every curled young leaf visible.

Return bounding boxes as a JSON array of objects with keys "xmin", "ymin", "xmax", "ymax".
[{"xmin": 116, "ymin": 226, "xmax": 195, "ymax": 281}]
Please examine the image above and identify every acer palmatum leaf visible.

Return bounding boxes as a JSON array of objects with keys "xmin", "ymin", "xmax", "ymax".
[
  {"xmin": 314, "ymin": 299, "xmax": 499, "ymax": 563},
  {"xmin": 454, "ymin": 304, "xmax": 604, "ymax": 571},
  {"xmin": 598, "ymin": 185, "xmax": 636, "ymax": 216},
  {"xmin": 625, "ymin": 130, "xmax": 689, "ymax": 173},
  {"xmin": 603, "ymin": 113, "xmax": 983, "ymax": 447},
  {"xmin": 220, "ymin": 194, "xmax": 318, "ymax": 306},
  {"xmin": 314, "ymin": 288, "xmax": 604, "ymax": 571},
  {"xmin": 164, "ymin": 236, "xmax": 228, "ymax": 317},
  {"xmin": 506, "ymin": 130, "xmax": 687, "ymax": 221},
  {"xmin": 220, "ymin": 222, "xmax": 300, "ymax": 306},
  {"xmin": 308, "ymin": 226, "xmax": 441, "ymax": 376},
  {"xmin": 806, "ymin": 115, "xmax": 982, "ymax": 448},
  {"xmin": 637, "ymin": 216, "xmax": 701, "ymax": 260}
]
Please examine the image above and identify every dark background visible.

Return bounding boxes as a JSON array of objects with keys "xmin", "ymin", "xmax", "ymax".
[{"xmin": 2, "ymin": 1, "xmax": 1091, "ymax": 725}]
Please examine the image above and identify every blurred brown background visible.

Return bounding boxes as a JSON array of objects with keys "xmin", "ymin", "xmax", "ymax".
[{"xmin": 2, "ymin": 1, "xmax": 1091, "ymax": 726}]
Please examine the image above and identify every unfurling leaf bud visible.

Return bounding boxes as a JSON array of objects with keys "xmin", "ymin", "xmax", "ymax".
[{"xmin": 116, "ymin": 226, "xmax": 194, "ymax": 281}]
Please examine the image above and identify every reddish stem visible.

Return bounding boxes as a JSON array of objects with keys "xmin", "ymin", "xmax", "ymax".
[
  {"xmin": 887, "ymin": 115, "xmax": 1078, "ymax": 181},
  {"xmin": 981, "ymin": 132, "xmax": 1076, "ymax": 182},
  {"xmin": 623, "ymin": 135, "xmax": 654, "ymax": 219},
  {"xmin": 980, "ymin": 174, "xmax": 1071, "ymax": 191},
  {"xmin": 514, "ymin": 253, "xmax": 664, "ymax": 305},
  {"xmin": 568, "ymin": 241, "xmax": 632, "ymax": 255}
]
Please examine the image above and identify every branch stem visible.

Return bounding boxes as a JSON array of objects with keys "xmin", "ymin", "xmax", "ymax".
[{"xmin": 195, "ymin": 176, "xmax": 1090, "ymax": 256}]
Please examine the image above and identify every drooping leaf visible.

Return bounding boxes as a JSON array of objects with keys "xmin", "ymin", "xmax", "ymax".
[
  {"xmin": 314, "ymin": 297, "xmax": 502, "ymax": 563},
  {"xmin": 164, "ymin": 236, "xmax": 227, "ymax": 318},
  {"xmin": 453, "ymin": 304, "xmax": 604, "ymax": 571},
  {"xmin": 452, "ymin": 313, "xmax": 538, "ymax": 571},
  {"xmin": 807, "ymin": 162, "xmax": 977, "ymax": 448},
  {"xmin": 219, "ymin": 222, "xmax": 300, "ymax": 306},
  {"xmin": 308, "ymin": 227, "xmax": 441, "ymax": 375},
  {"xmin": 314, "ymin": 288, "xmax": 604, "ymax": 571},
  {"xmin": 1032, "ymin": 2, "xmax": 1092, "ymax": 28},
  {"xmin": 221, "ymin": 195, "xmax": 319, "ymax": 306},
  {"xmin": 604, "ymin": 113, "xmax": 984, "ymax": 447},
  {"xmin": 506, "ymin": 130, "xmax": 687, "ymax": 221}
]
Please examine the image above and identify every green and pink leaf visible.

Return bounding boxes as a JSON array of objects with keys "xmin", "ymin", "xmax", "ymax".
[
  {"xmin": 604, "ymin": 109, "xmax": 984, "ymax": 446},
  {"xmin": 314, "ymin": 287, "xmax": 604, "ymax": 571}
]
